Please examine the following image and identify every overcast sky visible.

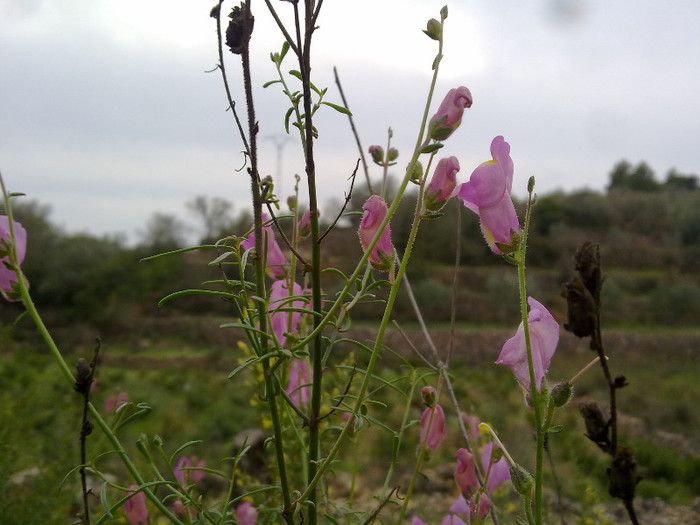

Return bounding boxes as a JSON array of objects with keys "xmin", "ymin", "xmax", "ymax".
[{"xmin": 1, "ymin": 0, "xmax": 699, "ymax": 243}]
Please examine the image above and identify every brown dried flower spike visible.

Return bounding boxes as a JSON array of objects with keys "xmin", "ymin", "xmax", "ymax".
[{"xmin": 225, "ymin": 2, "xmax": 254, "ymax": 55}]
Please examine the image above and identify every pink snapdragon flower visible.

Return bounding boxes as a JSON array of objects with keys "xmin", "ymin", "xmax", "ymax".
[
  {"xmin": 298, "ymin": 209, "xmax": 317, "ymax": 238},
  {"xmin": 449, "ymin": 493, "xmax": 490, "ymax": 522},
  {"xmin": 428, "ymin": 86, "xmax": 473, "ymax": 141},
  {"xmin": 425, "ymin": 157, "xmax": 460, "ymax": 212},
  {"xmin": 358, "ymin": 195, "xmax": 394, "ymax": 271},
  {"xmin": 174, "ymin": 455, "xmax": 206, "ymax": 487},
  {"xmin": 496, "ymin": 297, "xmax": 560, "ymax": 392},
  {"xmin": 454, "ymin": 448, "xmax": 478, "ymax": 497},
  {"xmin": 241, "ymin": 214, "xmax": 288, "ymax": 278},
  {"xmin": 458, "ymin": 136, "xmax": 521, "ymax": 254},
  {"xmin": 460, "ymin": 412, "xmax": 480, "ymax": 442},
  {"xmin": 0, "ymin": 216, "xmax": 27, "ymax": 299},
  {"xmin": 286, "ymin": 359, "xmax": 312, "ymax": 408},
  {"xmin": 105, "ymin": 391, "xmax": 129, "ymax": 413},
  {"xmin": 268, "ymin": 279, "xmax": 305, "ymax": 346},
  {"xmin": 481, "ymin": 442, "xmax": 511, "ymax": 493},
  {"xmin": 235, "ymin": 501, "xmax": 258, "ymax": 525},
  {"xmin": 418, "ymin": 404, "xmax": 446, "ymax": 454},
  {"xmin": 123, "ymin": 485, "xmax": 148, "ymax": 525}
]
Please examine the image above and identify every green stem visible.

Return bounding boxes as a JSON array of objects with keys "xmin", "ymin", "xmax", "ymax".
[
  {"xmin": 515, "ymin": 187, "xmax": 544, "ymax": 525},
  {"xmin": 380, "ymin": 370, "xmax": 418, "ymax": 498}
]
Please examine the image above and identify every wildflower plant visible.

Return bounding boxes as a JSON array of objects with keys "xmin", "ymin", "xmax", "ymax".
[{"xmin": 0, "ymin": 1, "xmax": 643, "ymax": 525}]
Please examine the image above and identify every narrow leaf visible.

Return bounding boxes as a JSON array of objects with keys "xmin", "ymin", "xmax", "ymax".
[{"xmin": 321, "ymin": 101, "xmax": 352, "ymax": 116}]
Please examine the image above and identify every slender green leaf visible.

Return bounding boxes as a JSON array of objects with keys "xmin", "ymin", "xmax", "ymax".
[{"xmin": 321, "ymin": 101, "xmax": 352, "ymax": 116}]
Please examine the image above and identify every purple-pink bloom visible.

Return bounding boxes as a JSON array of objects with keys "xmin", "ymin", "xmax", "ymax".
[
  {"xmin": 0, "ymin": 216, "xmax": 27, "ymax": 298},
  {"xmin": 450, "ymin": 494, "xmax": 490, "ymax": 522},
  {"xmin": 419, "ymin": 404, "xmax": 446, "ymax": 454},
  {"xmin": 440, "ymin": 514, "xmax": 467, "ymax": 525},
  {"xmin": 458, "ymin": 136, "xmax": 521, "ymax": 254},
  {"xmin": 411, "ymin": 518, "xmax": 427, "ymax": 525},
  {"xmin": 123, "ymin": 485, "xmax": 148, "ymax": 525},
  {"xmin": 268, "ymin": 279, "xmax": 305, "ymax": 346},
  {"xmin": 454, "ymin": 448, "xmax": 478, "ymax": 497},
  {"xmin": 460, "ymin": 412, "xmax": 480, "ymax": 442},
  {"xmin": 496, "ymin": 297, "xmax": 560, "ymax": 392},
  {"xmin": 481, "ymin": 442, "xmax": 511, "ymax": 493},
  {"xmin": 425, "ymin": 156, "xmax": 460, "ymax": 212},
  {"xmin": 429, "ymin": 86, "xmax": 473, "ymax": 141},
  {"xmin": 358, "ymin": 195, "xmax": 394, "ymax": 271},
  {"xmin": 174, "ymin": 456, "xmax": 206, "ymax": 487},
  {"xmin": 286, "ymin": 359, "xmax": 312, "ymax": 408},
  {"xmin": 241, "ymin": 214, "xmax": 288, "ymax": 278},
  {"xmin": 298, "ymin": 209, "xmax": 317, "ymax": 238},
  {"xmin": 236, "ymin": 502, "xmax": 258, "ymax": 525}
]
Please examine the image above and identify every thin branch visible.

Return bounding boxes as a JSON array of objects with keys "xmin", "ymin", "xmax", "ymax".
[
  {"xmin": 333, "ymin": 66, "xmax": 373, "ymax": 193},
  {"xmin": 211, "ymin": 2, "xmax": 251, "ymax": 157},
  {"xmin": 318, "ymin": 158, "xmax": 360, "ymax": 243},
  {"xmin": 391, "ymin": 320, "xmax": 436, "ymax": 371}
]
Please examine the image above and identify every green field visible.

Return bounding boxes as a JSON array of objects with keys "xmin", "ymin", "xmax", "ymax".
[{"xmin": 2, "ymin": 322, "xmax": 699, "ymax": 524}]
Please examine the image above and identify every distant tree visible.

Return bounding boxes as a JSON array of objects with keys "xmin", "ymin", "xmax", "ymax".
[
  {"xmin": 139, "ymin": 212, "xmax": 186, "ymax": 251},
  {"xmin": 186, "ymin": 196, "xmax": 234, "ymax": 243},
  {"xmin": 663, "ymin": 168, "xmax": 698, "ymax": 191},
  {"xmin": 608, "ymin": 160, "xmax": 660, "ymax": 192}
]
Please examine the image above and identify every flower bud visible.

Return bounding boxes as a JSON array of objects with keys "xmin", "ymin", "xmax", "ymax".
[
  {"xmin": 424, "ymin": 18, "xmax": 442, "ymax": 40},
  {"xmin": 386, "ymin": 147, "xmax": 399, "ymax": 163},
  {"xmin": 298, "ymin": 209, "xmax": 316, "ymax": 238},
  {"xmin": 424, "ymin": 156, "xmax": 460, "ymax": 212},
  {"xmin": 358, "ymin": 195, "xmax": 395, "ymax": 271},
  {"xmin": 421, "ymin": 386, "xmax": 437, "ymax": 408},
  {"xmin": 368, "ymin": 145, "xmax": 384, "ymax": 165},
  {"xmin": 550, "ymin": 381, "xmax": 573, "ymax": 408},
  {"xmin": 407, "ymin": 161, "xmax": 424, "ymax": 184},
  {"xmin": 287, "ymin": 195, "xmax": 297, "ymax": 211},
  {"xmin": 509, "ymin": 463, "xmax": 534, "ymax": 496},
  {"xmin": 428, "ymin": 86, "xmax": 473, "ymax": 141}
]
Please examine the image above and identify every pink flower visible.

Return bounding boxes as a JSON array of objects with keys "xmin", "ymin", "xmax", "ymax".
[
  {"xmin": 268, "ymin": 279, "xmax": 306, "ymax": 346},
  {"xmin": 425, "ymin": 157, "xmax": 460, "ymax": 212},
  {"xmin": 236, "ymin": 501, "xmax": 258, "ymax": 525},
  {"xmin": 286, "ymin": 359, "xmax": 312, "ymax": 408},
  {"xmin": 454, "ymin": 448, "xmax": 478, "ymax": 497},
  {"xmin": 411, "ymin": 518, "xmax": 427, "ymax": 525},
  {"xmin": 105, "ymin": 391, "xmax": 129, "ymax": 413},
  {"xmin": 123, "ymin": 485, "xmax": 148, "ymax": 525},
  {"xmin": 481, "ymin": 442, "xmax": 511, "ymax": 493},
  {"xmin": 358, "ymin": 195, "xmax": 394, "ymax": 271},
  {"xmin": 458, "ymin": 136, "xmax": 521, "ymax": 254},
  {"xmin": 419, "ymin": 404, "xmax": 446, "ymax": 454},
  {"xmin": 172, "ymin": 499, "xmax": 199, "ymax": 519},
  {"xmin": 428, "ymin": 86, "xmax": 473, "ymax": 141},
  {"xmin": 369, "ymin": 145, "xmax": 384, "ymax": 165},
  {"xmin": 174, "ymin": 456, "xmax": 206, "ymax": 487},
  {"xmin": 0, "ymin": 216, "xmax": 27, "ymax": 299},
  {"xmin": 298, "ymin": 209, "xmax": 318, "ymax": 238},
  {"xmin": 440, "ymin": 514, "xmax": 467, "ymax": 525},
  {"xmin": 241, "ymin": 214, "xmax": 288, "ymax": 278},
  {"xmin": 496, "ymin": 297, "xmax": 560, "ymax": 392},
  {"xmin": 450, "ymin": 494, "xmax": 491, "ymax": 522},
  {"xmin": 460, "ymin": 412, "xmax": 480, "ymax": 442}
]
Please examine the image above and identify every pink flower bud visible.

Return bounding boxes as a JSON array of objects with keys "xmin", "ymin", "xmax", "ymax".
[
  {"xmin": 0, "ymin": 216, "xmax": 27, "ymax": 300},
  {"xmin": 425, "ymin": 156, "xmax": 460, "ymax": 211},
  {"xmin": 298, "ymin": 209, "xmax": 318, "ymax": 238},
  {"xmin": 428, "ymin": 86, "xmax": 473, "ymax": 141},
  {"xmin": 454, "ymin": 448, "xmax": 478, "ymax": 497},
  {"xmin": 419, "ymin": 404, "xmax": 446, "ymax": 454},
  {"xmin": 358, "ymin": 195, "xmax": 394, "ymax": 271},
  {"xmin": 286, "ymin": 359, "xmax": 312, "ymax": 408},
  {"xmin": 236, "ymin": 502, "xmax": 258, "ymax": 525},
  {"xmin": 123, "ymin": 485, "xmax": 148, "ymax": 525},
  {"xmin": 368, "ymin": 145, "xmax": 384, "ymax": 165},
  {"xmin": 241, "ymin": 214, "xmax": 288, "ymax": 278},
  {"xmin": 268, "ymin": 279, "xmax": 305, "ymax": 347},
  {"xmin": 421, "ymin": 386, "xmax": 437, "ymax": 408}
]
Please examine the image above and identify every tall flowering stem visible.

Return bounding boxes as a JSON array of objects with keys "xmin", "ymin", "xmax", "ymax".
[
  {"xmin": 514, "ymin": 177, "xmax": 545, "ymax": 524},
  {"xmin": 295, "ymin": 6, "xmax": 451, "ymax": 507}
]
